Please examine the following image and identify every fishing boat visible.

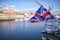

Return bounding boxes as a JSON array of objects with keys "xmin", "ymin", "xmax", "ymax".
[{"xmin": 42, "ymin": 15, "xmax": 60, "ymax": 40}]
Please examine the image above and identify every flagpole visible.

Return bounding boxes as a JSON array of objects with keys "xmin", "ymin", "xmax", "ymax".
[
  {"xmin": 34, "ymin": 0, "xmax": 46, "ymax": 33},
  {"xmin": 34, "ymin": 0, "xmax": 42, "ymax": 6}
]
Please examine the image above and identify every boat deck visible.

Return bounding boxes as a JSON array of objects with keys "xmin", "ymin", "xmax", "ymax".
[{"xmin": 42, "ymin": 30, "xmax": 60, "ymax": 40}]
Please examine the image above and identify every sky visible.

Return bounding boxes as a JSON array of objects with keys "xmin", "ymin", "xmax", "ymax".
[{"xmin": 0, "ymin": 0, "xmax": 60, "ymax": 14}]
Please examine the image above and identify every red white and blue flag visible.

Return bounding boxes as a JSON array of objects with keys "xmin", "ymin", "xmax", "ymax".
[{"xmin": 29, "ymin": 5, "xmax": 54, "ymax": 23}]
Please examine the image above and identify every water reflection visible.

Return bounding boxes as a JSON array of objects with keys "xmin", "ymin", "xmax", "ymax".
[{"xmin": 0, "ymin": 20, "xmax": 44, "ymax": 40}]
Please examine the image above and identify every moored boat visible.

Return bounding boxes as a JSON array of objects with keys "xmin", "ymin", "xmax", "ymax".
[{"xmin": 42, "ymin": 15, "xmax": 60, "ymax": 40}]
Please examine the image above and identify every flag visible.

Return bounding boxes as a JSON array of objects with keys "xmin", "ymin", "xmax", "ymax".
[
  {"xmin": 43, "ymin": 10, "xmax": 55, "ymax": 21},
  {"xmin": 45, "ymin": 5, "xmax": 55, "ymax": 20},
  {"xmin": 29, "ymin": 16, "xmax": 39, "ymax": 23},
  {"xmin": 35, "ymin": 13, "xmax": 45, "ymax": 21},
  {"xmin": 29, "ymin": 5, "xmax": 47, "ymax": 23},
  {"xmin": 36, "ymin": 5, "xmax": 47, "ymax": 15},
  {"xmin": 36, "ymin": 6, "xmax": 43, "ymax": 14},
  {"xmin": 42, "ymin": 5, "xmax": 55, "ymax": 21},
  {"xmin": 29, "ymin": 5, "xmax": 54, "ymax": 23},
  {"xmin": 42, "ymin": 11, "xmax": 51, "ymax": 17},
  {"xmin": 45, "ymin": 15, "xmax": 54, "ymax": 20}
]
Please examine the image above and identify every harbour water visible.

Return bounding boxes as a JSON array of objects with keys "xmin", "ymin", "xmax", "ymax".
[{"xmin": 0, "ymin": 20, "xmax": 44, "ymax": 40}]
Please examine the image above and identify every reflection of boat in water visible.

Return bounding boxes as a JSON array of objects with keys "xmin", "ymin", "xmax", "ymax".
[{"xmin": 42, "ymin": 15, "xmax": 60, "ymax": 40}]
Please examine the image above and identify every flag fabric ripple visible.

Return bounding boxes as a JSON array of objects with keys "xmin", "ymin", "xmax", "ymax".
[{"xmin": 29, "ymin": 5, "xmax": 54, "ymax": 23}]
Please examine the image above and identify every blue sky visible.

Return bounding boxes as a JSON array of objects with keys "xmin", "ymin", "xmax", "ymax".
[{"xmin": 0, "ymin": 0, "xmax": 60, "ymax": 14}]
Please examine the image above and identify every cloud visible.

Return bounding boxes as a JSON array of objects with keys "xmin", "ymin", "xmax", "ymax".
[
  {"xmin": 19, "ymin": 8, "xmax": 38, "ymax": 13},
  {"xmin": 20, "ymin": 7, "xmax": 39, "ymax": 12},
  {"xmin": 20, "ymin": 8, "xmax": 37, "ymax": 11},
  {"xmin": 1, "ymin": 3, "xmax": 15, "ymax": 8},
  {"xmin": 1, "ymin": 3, "xmax": 16, "ymax": 11}
]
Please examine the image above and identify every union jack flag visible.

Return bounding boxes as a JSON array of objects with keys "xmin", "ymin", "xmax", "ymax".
[
  {"xmin": 29, "ymin": 5, "xmax": 54, "ymax": 23},
  {"xmin": 30, "ymin": 6, "xmax": 47, "ymax": 23}
]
